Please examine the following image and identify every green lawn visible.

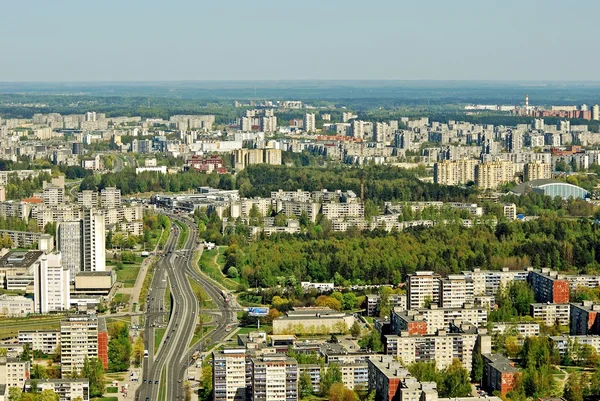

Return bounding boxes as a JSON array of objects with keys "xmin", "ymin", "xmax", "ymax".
[
  {"xmin": 112, "ymin": 293, "xmax": 131, "ymax": 306},
  {"xmin": 0, "ymin": 316, "xmax": 63, "ymax": 338},
  {"xmin": 198, "ymin": 247, "xmax": 239, "ymax": 291},
  {"xmin": 114, "ymin": 261, "xmax": 142, "ymax": 288},
  {"xmin": 188, "ymin": 277, "xmax": 216, "ymax": 310},
  {"xmin": 106, "ymin": 386, "xmax": 118, "ymax": 393},
  {"xmin": 175, "ymin": 220, "xmax": 190, "ymax": 250},
  {"xmin": 154, "ymin": 328, "xmax": 166, "ymax": 353}
]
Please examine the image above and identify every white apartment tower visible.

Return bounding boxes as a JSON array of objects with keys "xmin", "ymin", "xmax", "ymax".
[
  {"xmin": 33, "ymin": 252, "xmax": 70, "ymax": 313},
  {"xmin": 304, "ymin": 113, "xmax": 316, "ymax": 133},
  {"xmin": 57, "ymin": 221, "xmax": 84, "ymax": 281},
  {"xmin": 407, "ymin": 271, "xmax": 441, "ymax": 309},
  {"xmin": 213, "ymin": 349, "xmax": 248, "ymax": 401},
  {"xmin": 82, "ymin": 209, "xmax": 105, "ymax": 272}
]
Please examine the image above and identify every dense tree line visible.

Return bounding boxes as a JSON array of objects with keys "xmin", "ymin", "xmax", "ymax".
[
  {"xmin": 108, "ymin": 322, "xmax": 132, "ymax": 372},
  {"xmin": 225, "ymin": 216, "xmax": 600, "ymax": 287},
  {"xmin": 6, "ymin": 172, "xmax": 52, "ymax": 200}
]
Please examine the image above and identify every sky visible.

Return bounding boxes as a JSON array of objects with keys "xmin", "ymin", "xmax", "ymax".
[{"xmin": 1, "ymin": 0, "xmax": 599, "ymax": 82}]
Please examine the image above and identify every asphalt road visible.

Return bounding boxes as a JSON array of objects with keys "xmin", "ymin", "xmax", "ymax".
[{"xmin": 136, "ymin": 213, "xmax": 237, "ymax": 401}]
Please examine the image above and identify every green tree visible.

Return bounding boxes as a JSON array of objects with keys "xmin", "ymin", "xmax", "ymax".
[
  {"xmin": 564, "ymin": 372, "xmax": 584, "ymax": 401},
  {"xmin": 358, "ymin": 329, "xmax": 382, "ymax": 352},
  {"xmin": 108, "ymin": 322, "xmax": 132, "ymax": 372},
  {"xmin": 299, "ymin": 371, "xmax": 314, "ymax": 398},
  {"xmin": 80, "ymin": 357, "xmax": 105, "ymax": 397},
  {"xmin": 342, "ymin": 293, "xmax": 357, "ymax": 310},
  {"xmin": 440, "ymin": 359, "xmax": 472, "ymax": 398},
  {"xmin": 319, "ymin": 363, "xmax": 342, "ymax": 396},
  {"xmin": 350, "ymin": 321, "xmax": 361, "ymax": 339}
]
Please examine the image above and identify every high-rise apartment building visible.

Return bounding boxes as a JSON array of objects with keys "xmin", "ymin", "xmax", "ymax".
[
  {"xmin": 439, "ymin": 275, "xmax": 474, "ymax": 308},
  {"xmin": 57, "ymin": 221, "xmax": 83, "ymax": 281},
  {"xmin": 261, "ymin": 116, "xmax": 278, "ymax": 133},
  {"xmin": 474, "ymin": 161, "xmax": 515, "ymax": 190},
  {"xmin": 60, "ymin": 315, "xmax": 99, "ymax": 376},
  {"xmin": 593, "ymin": 104, "xmax": 599, "ymax": 121},
  {"xmin": 42, "ymin": 184, "xmax": 64, "ymax": 206},
  {"xmin": 304, "ymin": 113, "xmax": 316, "ymax": 133},
  {"xmin": 82, "ymin": 209, "xmax": 105, "ymax": 272},
  {"xmin": 18, "ymin": 330, "xmax": 61, "ymax": 355},
  {"xmin": 407, "ymin": 271, "xmax": 440, "ymax": 309},
  {"xmin": 33, "ymin": 253, "xmax": 70, "ymax": 314},
  {"xmin": 213, "ymin": 349, "xmax": 249, "ymax": 401},
  {"xmin": 100, "ymin": 187, "xmax": 121, "ymax": 209},
  {"xmin": 251, "ymin": 355, "xmax": 298, "ymax": 401},
  {"xmin": 528, "ymin": 269, "xmax": 570, "ymax": 304},
  {"xmin": 524, "ymin": 161, "xmax": 551, "ymax": 181},
  {"xmin": 570, "ymin": 301, "xmax": 600, "ymax": 336},
  {"xmin": 433, "ymin": 159, "xmax": 477, "ymax": 186},
  {"xmin": 0, "ymin": 357, "xmax": 30, "ymax": 389}
]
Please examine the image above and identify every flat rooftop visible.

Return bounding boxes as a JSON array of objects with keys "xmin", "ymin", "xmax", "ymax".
[{"xmin": 0, "ymin": 251, "xmax": 43, "ymax": 269}]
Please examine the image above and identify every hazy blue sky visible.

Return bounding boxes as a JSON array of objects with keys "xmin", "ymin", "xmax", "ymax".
[{"xmin": 1, "ymin": 0, "xmax": 598, "ymax": 82}]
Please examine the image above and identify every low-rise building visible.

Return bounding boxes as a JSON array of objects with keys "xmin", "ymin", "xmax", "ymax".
[
  {"xmin": 25, "ymin": 378, "xmax": 89, "ymax": 401},
  {"xmin": 18, "ymin": 330, "xmax": 60, "ymax": 356},
  {"xmin": 0, "ymin": 357, "xmax": 30, "ymax": 390},
  {"xmin": 0, "ymin": 295, "xmax": 34, "ymax": 317},
  {"xmin": 272, "ymin": 307, "xmax": 354, "ymax": 335}
]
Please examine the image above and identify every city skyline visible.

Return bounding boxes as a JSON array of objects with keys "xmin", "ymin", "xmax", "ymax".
[{"xmin": 2, "ymin": 0, "xmax": 599, "ymax": 82}]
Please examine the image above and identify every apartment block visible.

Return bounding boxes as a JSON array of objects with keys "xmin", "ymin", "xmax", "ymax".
[
  {"xmin": 25, "ymin": 378, "xmax": 89, "ymax": 401},
  {"xmin": 0, "ymin": 294, "xmax": 34, "ymax": 317},
  {"xmin": 304, "ymin": 113, "xmax": 316, "ymax": 133},
  {"xmin": 551, "ymin": 335, "xmax": 600, "ymax": 357},
  {"xmin": 524, "ymin": 161, "xmax": 551, "ymax": 181},
  {"xmin": 530, "ymin": 303, "xmax": 570, "ymax": 326},
  {"xmin": 251, "ymin": 355, "xmax": 298, "ymax": 401},
  {"xmin": 491, "ymin": 322, "xmax": 539, "ymax": 339},
  {"xmin": 433, "ymin": 159, "xmax": 477, "ymax": 186},
  {"xmin": 367, "ymin": 355, "xmax": 411, "ymax": 401},
  {"xmin": 502, "ymin": 203, "xmax": 517, "ymax": 220},
  {"xmin": 82, "ymin": 209, "xmax": 105, "ymax": 272},
  {"xmin": 528, "ymin": 269, "xmax": 570, "ymax": 304},
  {"xmin": 298, "ymin": 363, "xmax": 368, "ymax": 393},
  {"xmin": 60, "ymin": 315, "xmax": 99, "ymax": 376},
  {"xmin": 213, "ymin": 349, "xmax": 249, "ymax": 401},
  {"xmin": 482, "ymin": 354, "xmax": 518, "ymax": 395},
  {"xmin": 439, "ymin": 275, "xmax": 474, "ymax": 308},
  {"xmin": 475, "ymin": 161, "xmax": 515, "ymax": 190},
  {"xmin": 100, "ymin": 187, "xmax": 121, "ymax": 208},
  {"xmin": 407, "ymin": 271, "xmax": 440, "ymax": 309},
  {"xmin": 384, "ymin": 330, "xmax": 477, "ymax": 372},
  {"xmin": 391, "ymin": 305, "xmax": 488, "ymax": 335},
  {"xmin": 0, "ymin": 357, "xmax": 30, "ymax": 389},
  {"xmin": 462, "ymin": 268, "xmax": 529, "ymax": 297},
  {"xmin": 18, "ymin": 330, "xmax": 60, "ymax": 355},
  {"xmin": 570, "ymin": 301, "xmax": 600, "ymax": 335}
]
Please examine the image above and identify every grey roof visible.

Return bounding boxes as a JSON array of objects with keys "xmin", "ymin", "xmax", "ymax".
[
  {"xmin": 511, "ymin": 179, "xmax": 586, "ymax": 195},
  {"xmin": 0, "ymin": 251, "xmax": 43, "ymax": 268}
]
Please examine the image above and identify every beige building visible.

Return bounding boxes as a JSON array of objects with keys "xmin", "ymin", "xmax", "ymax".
[
  {"xmin": 439, "ymin": 275, "xmax": 474, "ymax": 308},
  {"xmin": 475, "ymin": 161, "xmax": 515, "ymax": 190},
  {"xmin": 0, "ymin": 357, "xmax": 30, "ymax": 390},
  {"xmin": 524, "ymin": 161, "xmax": 551, "ymax": 181},
  {"xmin": 213, "ymin": 348, "xmax": 248, "ymax": 401},
  {"xmin": 251, "ymin": 355, "xmax": 298, "ymax": 401},
  {"xmin": 407, "ymin": 271, "xmax": 440, "ymax": 310},
  {"xmin": 384, "ymin": 330, "xmax": 478, "ymax": 372},
  {"xmin": 25, "ymin": 378, "xmax": 90, "ymax": 401},
  {"xmin": 272, "ymin": 307, "xmax": 354, "ymax": 335},
  {"xmin": 18, "ymin": 330, "xmax": 60, "ymax": 355},
  {"xmin": 234, "ymin": 148, "xmax": 282, "ymax": 170},
  {"xmin": 530, "ymin": 302, "xmax": 570, "ymax": 326},
  {"xmin": 60, "ymin": 315, "xmax": 99, "ymax": 376},
  {"xmin": 433, "ymin": 159, "xmax": 477, "ymax": 186},
  {"xmin": 0, "ymin": 294, "xmax": 34, "ymax": 317}
]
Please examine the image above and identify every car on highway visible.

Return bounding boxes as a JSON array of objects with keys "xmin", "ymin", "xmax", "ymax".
[{"xmin": 155, "ymin": 380, "xmax": 159, "ymax": 384}]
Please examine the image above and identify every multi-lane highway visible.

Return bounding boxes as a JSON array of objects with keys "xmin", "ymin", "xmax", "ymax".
[{"xmin": 136, "ymin": 213, "xmax": 237, "ymax": 401}]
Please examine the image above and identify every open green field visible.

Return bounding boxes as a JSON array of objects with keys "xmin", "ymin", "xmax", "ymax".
[
  {"xmin": 154, "ymin": 328, "xmax": 166, "ymax": 353},
  {"xmin": 198, "ymin": 247, "xmax": 239, "ymax": 291},
  {"xmin": 114, "ymin": 262, "xmax": 142, "ymax": 288},
  {"xmin": 0, "ymin": 316, "xmax": 63, "ymax": 338},
  {"xmin": 188, "ymin": 277, "xmax": 216, "ymax": 310}
]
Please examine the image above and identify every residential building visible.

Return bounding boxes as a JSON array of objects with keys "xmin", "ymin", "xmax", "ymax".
[
  {"xmin": 33, "ymin": 252, "xmax": 70, "ymax": 313},
  {"xmin": 439, "ymin": 275, "xmax": 474, "ymax": 308},
  {"xmin": 100, "ymin": 187, "xmax": 121, "ymax": 209},
  {"xmin": 407, "ymin": 271, "xmax": 440, "ymax": 310},
  {"xmin": 503, "ymin": 203, "xmax": 517, "ymax": 220},
  {"xmin": 25, "ymin": 378, "xmax": 89, "ymax": 401},
  {"xmin": 0, "ymin": 357, "xmax": 30, "ymax": 389},
  {"xmin": 82, "ymin": 209, "xmax": 105, "ymax": 272},
  {"xmin": 530, "ymin": 303, "xmax": 570, "ymax": 326},
  {"xmin": 0, "ymin": 295, "xmax": 34, "ymax": 317},
  {"xmin": 482, "ymin": 354, "xmax": 519, "ymax": 395},
  {"xmin": 475, "ymin": 161, "xmax": 515, "ymax": 190},
  {"xmin": 367, "ymin": 355, "xmax": 411, "ymax": 401},
  {"xmin": 304, "ymin": 113, "xmax": 316, "ymax": 133},
  {"xmin": 524, "ymin": 161, "xmax": 551, "ymax": 181},
  {"xmin": 384, "ymin": 330, "xmax": 478, "ymax": 372},
  {"xmin": 18, "ymin": 330, "xmax": 60, "ymax": 356},
  {"xmin": 551, "ymin": 335, "xmax": 600, "ymax": 356},
  {"xmin": 391, "ymin": 305, "xmax": 488, "ymax": 335},
  {"xmin": 462, "ymin": 268, "xmax": 529, "ymax": 297},
  {"xmin": 213, "ymin": 349, "xmax": 249, "ymax": 401},
  {"xmin": 433, "ymin": 159, "xmax": 477, "ymax": 186},
  {"xmin": 60, "ymin": 315, "xmax": 99, "ymax": 376},
  {"xmin": 570, "ymin": 301, "xmax": 600, "ymax": 335},
  {"xmin": 57, "ymin": 221, "xmax": 83, "ymax": 282},
  {"xmin": 251, "ymin": 355, "xmax": 298, "ymax": 401},
  {"xmin": 528, "ymin": 269, "xmax": 570, "ymax": 304}
]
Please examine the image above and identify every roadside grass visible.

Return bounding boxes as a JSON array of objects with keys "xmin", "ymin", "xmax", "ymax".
[
  {"xmin": 198, "ymin": 247, "xmax": 239, "ymax": 291},
  {"xmin": 190, "ymin": 325, "xmax": 216, "ymax": 347},
  {"xmin": 113, "ymin": 259, "xmax": 143, "ymax": 288},
  {"xmin": 139, "ymin": 262, "xmax": 157, "ymax": 311},
  {"xmin": 158, "ymin": 220, "xmax": 171, "ymax": 250},
  {"xmin": 175, "ymin": 220, "xmax": 189, "ymax": 250},
  {"xmin": 158, "ymin": 368, "xmax": 167, "ymax": 401},
  {"xmin": 154, "ymin": 328, "xmax": 166, "ymax": 353},
  {"xmin": 188, "ymin": 277, "xmax": 216, "ymax": 310},
  {"xmin": 164, "ymin": 280, "xmax": 172, "ymax": 312}
]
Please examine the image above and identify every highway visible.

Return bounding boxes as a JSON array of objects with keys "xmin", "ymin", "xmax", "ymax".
[{"xmin": 136, "ymin": 213, "xmax": 237, "ymax": 401}]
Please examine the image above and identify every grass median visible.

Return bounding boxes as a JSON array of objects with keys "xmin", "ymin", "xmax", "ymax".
[
  {"xmin": 174, "ymin": 220, "xmax": 189, "ymax": 250},
  {"xmin": 187, "ymin": 277, "xmax": 216, "ymax": 310},
  {"xmin": 197, "ymin": 247, "xmax": 239, "ymax": 291}
]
